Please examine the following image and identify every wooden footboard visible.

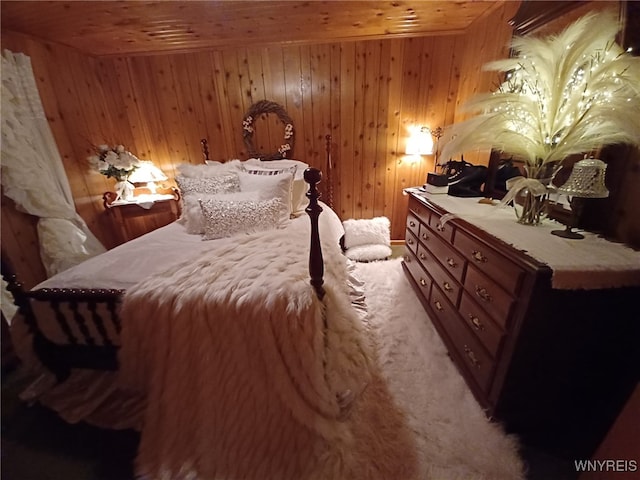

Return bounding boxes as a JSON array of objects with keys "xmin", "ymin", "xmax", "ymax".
[{"xmin": 2, "ymin": 167, "xmax": 327, "ymax": 381}]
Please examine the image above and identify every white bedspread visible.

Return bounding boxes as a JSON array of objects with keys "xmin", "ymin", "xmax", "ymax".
[
  {"xmin": 33, "ymin": 201, "xmax": 344, "ymax": 291},
  {"xmin": 117, "ymin": 207, "xmax": 411, "ymax": 479}
]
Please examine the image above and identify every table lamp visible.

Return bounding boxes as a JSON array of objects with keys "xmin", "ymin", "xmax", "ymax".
[
  {"xmin": 550, "ymin": 158, "xmax": 609, "ymax": 239},
  {"xmin": 127, "ymin": 161, "xmax": 168, "ymax": 194}
]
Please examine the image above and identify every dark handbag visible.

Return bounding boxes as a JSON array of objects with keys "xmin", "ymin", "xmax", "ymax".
[
  {"xmin": 443, "ymin": 157, "xmax": 488, "ymax": 197},
  {"xmin": 494, "ymin": 158, "xmax": 522, "ymax": 192}
]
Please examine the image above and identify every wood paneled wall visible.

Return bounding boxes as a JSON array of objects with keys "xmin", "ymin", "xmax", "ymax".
[{"xmin": 1, "ymin": 1, "xmax": 518, "ymax": 285}]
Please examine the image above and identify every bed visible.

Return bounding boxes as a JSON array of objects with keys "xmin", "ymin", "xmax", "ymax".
[
  {"xmin": 3, "ymin": 135, "xmax": 337, "ymax": 380},
  {"xmin": 3, "ymin": 133, "xmax": 392, "ymax": 478}
]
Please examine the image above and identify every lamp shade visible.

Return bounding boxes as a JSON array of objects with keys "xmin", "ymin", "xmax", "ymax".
[
  {"xmin": 557, "ymin": 158, "xmax": 609, "ymax": 199},
  {"xmin": 127, "ymin": 161, "xmax": 168, "ymax": 183},
  {"xmin": 406, "ymin": 127, "xmax": 434, "ymax": 155}
]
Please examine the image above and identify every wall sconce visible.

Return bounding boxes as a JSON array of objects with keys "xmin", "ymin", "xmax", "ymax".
[
  {"xmin": 406, "ymin": 126, "xmax": 434, "ymax": 156},
  {"xmin": 127, "ymin": 160, "xmax": 168, "ymax": 194},
  {"xmin": 405, "ymin": 125, "xmax": 444, "ymax": 168},
  {"xmin": 550, "ymin": 158, "xmax": 609, "ymax": 240}
]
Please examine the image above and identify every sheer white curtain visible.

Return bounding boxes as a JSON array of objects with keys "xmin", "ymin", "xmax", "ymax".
[{"xmin": 1, "ymin": 50, "xmax": 106, "ymax": 281}]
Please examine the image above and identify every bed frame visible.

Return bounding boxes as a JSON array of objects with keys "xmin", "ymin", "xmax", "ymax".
[{"xmin": 1, "ymin": 135, "xmax": 336, "ymax": 382}]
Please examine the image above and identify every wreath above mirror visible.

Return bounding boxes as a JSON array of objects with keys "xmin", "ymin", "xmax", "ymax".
[{"xmin": 242, "ymin": 100, "xmax": 294, "ymax": 161}]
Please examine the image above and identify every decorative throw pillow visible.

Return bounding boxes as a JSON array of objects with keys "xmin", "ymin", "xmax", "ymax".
[
  {"xmin": 342, "ymin": 217, "xmax": 391, "ymax": 249},
  {"xmin": 199, "ymin": 197, "xmax": 285, "ymax": 240},
  {"xmin": 243, "ymin": 159, "xmax": 310, "ymax": 216},
  {"xmin": 181, "ymin": 191, "xmax": 259, "ymax": 235},
  {"xmin": 176, "ymin": 172, "xmax": 241, "ymax": 232},
  {"xmin": 175, "ymin": 173, "xmax": 240, "ymax": 196},
  {"xmin": 344, "ymin": 244, "xmax": 393, "ymax": 262},
  {"xmin": 177, "ymin": 159, "xmax": 242, "ymax": 178},
  {"xmin": 238, "ymin": 171, "xmax": 293, "ymax": 224}
]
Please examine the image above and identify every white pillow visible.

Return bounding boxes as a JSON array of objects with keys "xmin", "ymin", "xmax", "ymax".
[
  {"xmin": 199, "ymin": 196, "xmax": 285, "ymax": 240},
  {"xmin": 182, "ymin": 191, "xmax": 259, "ymax": 235},
  {"xmin": 243, "ymin": 159, "xmax": 309, "ymax": 215},
  {"xmin": 175, "ymin": 173, "xmax": 240, "ymax": 196},
  {"xmin": 244, "ymin": 158, "xmax": 309, "ymax": 174},
  {"xmin": 345, "ymin": 244, "xmax": 393, "ymax": 262},
  {"xmin": 238, "ymin": 171, "xmax": 293, "ymax": 224},
  {"xmin": 177, "ymin": 159, "xmax": 242, "ymax": 178},
  {"xmin": 343, "ymin": 217, "xmax": 391, "ymax": 249}
]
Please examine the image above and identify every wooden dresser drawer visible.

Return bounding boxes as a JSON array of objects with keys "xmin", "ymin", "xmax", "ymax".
[
  {"xmin": 459, "ymin": 292, "xmax": 504, "ymax": 357},
  {"xmin": 422, "ymin": 225, "xmax": 466, "ymax": 282},
  {"xmin": 406, "ymin": 230, "xmax": 418, "ymax": 254},
  {"xmin": 403, "ymin": 248, "xmax": 432, "ymax": 299},
  {"xmin": 431, "ymin": 286, "xmax": 494, "ymax": 392},
  {"xmin": 422, "ymin": 245, "xmax": 461, "ymax": 307},
  {"xmin": 409, "ymin": 197, "xmax": 431, "ymax": 224},
  {"xmin": 454, "ymin": 230, "xmax": 524, "ymax": 295},
  {"xmin": 464, "ymin": 265, "xmax": 514, "ymax": 325},
  {"xmin": 417, "ymin": 223, "xmax": 433, "ymax": 245},
  {"xmin": 406, "ymin": 212, "xmax": 421, "ymax": 238},
  {"xmin": 428, "ymin": 212, "xmax": 454, "ymax": 243}
]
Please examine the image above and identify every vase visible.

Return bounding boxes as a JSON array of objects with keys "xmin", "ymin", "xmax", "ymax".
[
  {"xmin": 507, "ymin": 162, "xmax": 562, "ymax": 226},
  {"xmin": 514, "ymin": 189, "xmax": 548, "ymax": 225},
  {"xmin": 114, "ymin": 179, "xmax": 135, "ymax": 201}
]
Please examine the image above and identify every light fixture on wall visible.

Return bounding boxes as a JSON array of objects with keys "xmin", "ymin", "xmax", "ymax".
[
  {"xmin": 406, "ymin": 126, "xmax": 434, "ymax": 157},
  {"xmin": 127, "ymin": 160, "xmax": 168, "ymax": 194},
  {"xmin": 550, "ymin": 158, "xmax": 609, "ymax": 240}
]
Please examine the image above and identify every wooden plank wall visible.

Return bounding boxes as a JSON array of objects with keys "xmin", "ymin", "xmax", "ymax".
[{"xmin": 1, "ymin": 1, "xmax": 518, "ymax": 285}]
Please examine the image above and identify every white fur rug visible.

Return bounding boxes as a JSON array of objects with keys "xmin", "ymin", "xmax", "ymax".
[{"xmin": 353, "ymin": 258, "xmax": 524, "ymax": 480}]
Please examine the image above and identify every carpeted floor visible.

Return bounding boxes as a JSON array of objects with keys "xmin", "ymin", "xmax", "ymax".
[{"xmin": 1, "ymin": 258, "xmax": 578, "ymax": 479}]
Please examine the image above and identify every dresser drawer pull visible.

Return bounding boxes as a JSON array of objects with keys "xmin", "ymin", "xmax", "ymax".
[
  {"xmin": 446, "ymin": 257, "xmax": 457, "ymax": 268},
  {"xmin": 409, "ymin": 220, "xmax": 416, "ymax": 228},
  {"xmin": 407, "ymin": 238, "xmax": 414, "ymax": 245},
  {"xmin": 436, "ymin": 223, "xmax": 445, "ymax": 232},
  {"xmin": 419, "ymin": 252, "xmax": 427, "ymax": 260},
  {"xmin": 434, "ymin": 300, "xmax": 444, "ymax": 311},
  {"xmin": 442, "ymin": 281, "xmax": 453, "ymax": 292},
  {"xmin": 464, "ymin": 345, "xmax": 481, "ymax": 368},
  {"xmin": 419, "ymin": 278, "xmax": 428, "ymax": 287},
  {"xmin": 468, "ymin": 314, "xmax": 484, "ymax": 331},
  {"xmin": 472, "ymin": 250, "xmax": 488, "ymax": 263},
  {"xmin": 475, "ymin": 286, "xmax": 492, "ymax": 302},
  {"xmin": 421, "ymin": 232, "xmax": 429, "ymax": 241},
  {"xmin": 403, "ymin": 255, "xmax": 410, "ymax": 263}
]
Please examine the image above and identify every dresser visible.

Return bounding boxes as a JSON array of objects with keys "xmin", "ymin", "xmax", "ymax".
[{"xmin": 402, "ymin": 190, "xmax": 640, "ymax": 458}]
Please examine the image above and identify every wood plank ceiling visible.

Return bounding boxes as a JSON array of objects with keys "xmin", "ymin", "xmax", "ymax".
[{"xmin": 1, "ymin": 0, "xmax": 502, "ymax": 56}]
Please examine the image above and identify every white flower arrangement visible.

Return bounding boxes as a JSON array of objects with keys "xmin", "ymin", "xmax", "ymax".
[
  {"xmin": 284, "ymin": 123, "xmax": 293, "ymax": 140},
  {"xmin": 88, "ymin": 144, "xmax": 141, "ymax": 181},
  {"xmin": 440, "ymin": 11, "xmax": 640, "ymax": 180},
  {"xmin": 242, "ymin": 116, "xmax": 254, "ymax": 133}
]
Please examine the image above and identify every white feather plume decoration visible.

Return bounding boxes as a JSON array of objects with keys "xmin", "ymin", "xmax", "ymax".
[{"xmin": 440, "ymin": 11, "xmax": 640, "ymax": 178}]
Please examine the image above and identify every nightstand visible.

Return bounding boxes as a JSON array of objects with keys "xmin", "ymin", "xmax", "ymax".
[{"xmin": 103, "ymin": 188, "xmax": 181, "ymax": 243}]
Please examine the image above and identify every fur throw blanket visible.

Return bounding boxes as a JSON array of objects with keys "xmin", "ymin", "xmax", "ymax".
[{"xmin": 118, "ymin": 217, "xmax": 418, "ymax": 479}]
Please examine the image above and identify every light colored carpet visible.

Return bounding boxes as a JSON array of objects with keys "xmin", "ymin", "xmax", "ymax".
[{"xmin": 353, "ymin": 257, "xmax": 524, "ymax": 480}]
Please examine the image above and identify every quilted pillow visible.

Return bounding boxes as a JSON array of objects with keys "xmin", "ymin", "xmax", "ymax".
[
  {"xmin": 176, "ymin": 172, "xmax": 241, "ymax": 233},
  {"xmin": 199, "ymin": 196, "xmax": 285, "ymax": 240},
  {"xmin": 175, "ymin": 173, "xmax": 240, "ymax": 196},
  {"xmin": 180, "ymin": 191, "xmax": 260, "ymax": 235},
  {"xmin": 238, "ymin": 171, "xmax": 293, "ymax": 224}
]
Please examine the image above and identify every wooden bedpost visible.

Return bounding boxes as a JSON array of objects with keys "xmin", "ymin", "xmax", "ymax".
[
  {"xmin": 325, "ymin": 134, "xmax": 334, "ymax": 210},
  {"xmin": 304, "ymin": 168, "xmax": 325, "ymax": 300},
  {"xmin": 200, "ymin": 138, "xmax": 210, "ymax": 163}
]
